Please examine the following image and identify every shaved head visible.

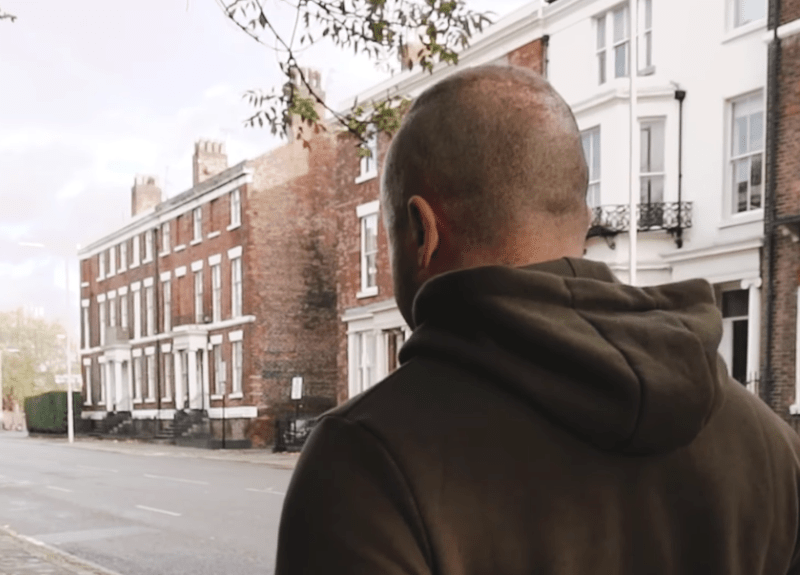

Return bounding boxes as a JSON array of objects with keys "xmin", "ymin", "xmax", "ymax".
[
  {"xmin": 381, "ymin": 65, "xmax": 589, "ymax": 248},
  {"xmin": 380, "ymin": 64, "xmax": 591, "ymax": 328}
]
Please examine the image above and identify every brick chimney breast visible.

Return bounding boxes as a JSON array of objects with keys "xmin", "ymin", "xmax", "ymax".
[
  {"xmin": 131, "ymin": 175, "xmax": 162, "ymax": 217},
  {"xmin": 193, "ymin": 139, "xmax": 228, "ymax": 186},
  {"xmin": 284, "ymin": 68, "xmax": 326, "ymax": 141}
]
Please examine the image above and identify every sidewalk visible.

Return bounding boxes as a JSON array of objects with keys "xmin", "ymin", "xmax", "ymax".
[
  {"xmin": 15, "ymin": 433, "xmax": 301, "ymax": 470},
  {"xmin": 0, "ymin": 525, "xmax": 123, "ymax": 575}
]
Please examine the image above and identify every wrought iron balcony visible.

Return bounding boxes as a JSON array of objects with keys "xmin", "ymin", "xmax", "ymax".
[{"xmin": 587, "ymin": 202, "xmax": 693, "ymax": 248}]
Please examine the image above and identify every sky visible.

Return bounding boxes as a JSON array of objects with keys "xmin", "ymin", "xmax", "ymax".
[{"xmin": 0, "ymin": 0, "xmax": 529, "ymax": 336}]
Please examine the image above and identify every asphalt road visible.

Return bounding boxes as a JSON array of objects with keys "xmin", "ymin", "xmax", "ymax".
[{"xmin": 0, "ymin": 432, "xmax": 293, "ymax": 575}]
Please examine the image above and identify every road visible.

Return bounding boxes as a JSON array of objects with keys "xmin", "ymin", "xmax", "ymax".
[{"xmin": 0, "ymin": 432, "xmax": 294, "ymax": 575}]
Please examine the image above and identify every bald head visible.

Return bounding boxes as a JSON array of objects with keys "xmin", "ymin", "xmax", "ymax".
[
  {"xmin": 381, "ymin": 65, "xmax": 589, "ymax": 248},
  {"xmin": 380, "ymin": 65, "xmax": 591, "ymax": 328}
]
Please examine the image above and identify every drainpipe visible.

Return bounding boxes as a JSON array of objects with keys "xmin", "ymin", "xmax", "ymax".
[
  {"xmin": 675, "ymin": 89, "xmax": 686, "ymax": 248},
  {"xmin": 763, "ymin": 0, "xmax": 781, "ymax": 405},
  {"xmin": 154, "ymin": 226, "xmax": 162, "ymax": 430}
]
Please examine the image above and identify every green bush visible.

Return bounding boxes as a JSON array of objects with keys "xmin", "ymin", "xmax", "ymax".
[{"xmin": 24, "ymin": 391, "xmax": 82, "ymax": 434}]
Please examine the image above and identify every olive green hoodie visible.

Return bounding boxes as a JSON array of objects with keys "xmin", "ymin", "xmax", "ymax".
[{"xmin": 276, "ymin": 258, "xmax": 800, "ymax": 575}]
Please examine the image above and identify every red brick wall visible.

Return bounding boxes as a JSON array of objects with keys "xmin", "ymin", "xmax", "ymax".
[
  {"xmin": 780, "ymin": 0, "xmax": 800, "ymax": 25},
  {"xmin": 244, "ymin": 134, "xmax": 339, "ymax": 445},
  {"xmin": 507, "ymin": 39, "xmax": 545, "ymax": 74},
  {"xmin": 764, "ymin": 30, "xmax": 800, "ymax": 429}
]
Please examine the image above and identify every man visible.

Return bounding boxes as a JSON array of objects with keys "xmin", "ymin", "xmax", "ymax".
[{"xmin": 275, "ymin": 65, "xmax": 800, "ymax": 574}]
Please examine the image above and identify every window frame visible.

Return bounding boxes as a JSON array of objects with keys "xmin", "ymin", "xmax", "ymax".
[
  {"xmin": 98, "ymin": 300, "xmax": 106, "ymax": 346},
  {"xmin": 581, "ymin": 127, "xmax": 602, "ymax": 208},
  {"xmin": 356, "ymin": 200, "xmax": 380, "ymax": 298},
  {"xmin": 161, "ymin": 222, "xmax": 170, "ymax": 254},
  {"xmin": 145, "ymin": 286, "xmax": 155, "ymax": 337},
  {"xmin": 144, "ymin": 230, "xmax": 154, "ymax": 262},
  {"xmin": 162, "ymin": 279, "xmax": 171, "ymax": 333},
  {"xmin": 356, "ymin": 129, "xmax": 379, "ymax": 183},
  {"xmin": 119, "ymin": 241, "xmax": 127, "ymax": 272},
  {"xmin": 231, "ymin": 340, "xmax": 243, "ymax": 395},
  {"xmin": 120, "ymin": 292, "xmax": 128, "ymax": 330},
  {"xmin": 194, "ymin": 270, "xmax": 204, "ymax": 324},
  {"xmin": 728, "ymin": 91, "xmax": 765, "ymax": 215},
  {"xmin": 731, "ymin": 0, "xmax": 767, "ymax": 29},
  {"xmin": 231, "ymin": 257, "xmax": 243, "ymax": 317},
  {"xmin": 133, "ymin": 289, "xmax": 142, "ymax": 340},
  {"xmin": 131, "ymin": 236, "xmax": 140, "ymax": 267},
  {"xmin": 212, "ymin": 264, "xmax": 222, "ymax": 323},
  {"xmin": 596, "ymin": 1, "xmax": 655, "ymax": 85},
  {"xmin": 230, "ymin": 189, "xmax": 242, "ymax": 229},
  {"xmin": 192, "ymin": 207, "xmax": 203, "ymax": 244}
]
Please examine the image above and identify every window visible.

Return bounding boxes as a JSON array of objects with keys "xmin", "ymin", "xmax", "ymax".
[
  {"xmin": 98, "ymin": 252, "xmax": 106, "ymax": 279},
  {"xmin": 385, "ymin": 328, "xmax": 405, "ymax": 374},
  {"xmin": 109, "ymin": 247, "xmax": 116, "ymax": 276},
  {"xmin": 193, "ymin": 207, "xmax": 202, "ymax": 242},
  {"xmin": 99, "ymin": 300, "xmax": 106, "ymax": 345},
  {"xmin": 357, "ymin": 332, "xmax": 376, "ymax": 394},
  {"xmin": 181, "ymin": 352, "xmax": 189, "ymax": 405},
  {"xmin": 213, "ymin": 344, "xmax": 224, "ymax": 394},
  {"xmin": 194, "ymin": 271, "xmax": 204, "ymax": 323},
  {"xmin": 731, "ymin": 92, "xmax": 764, "ymax": 213},
  {"xmin": 230, "ymin": 189, "xmax": 241, "ymax": 228},
  {"xmin": 596, "ymin": 1, "xmax": 652, "ymax": 84},
  {"xmin": 640, "ymin": 0, "xmax": 653, "ymax": 70},
  {"xmin": 360, "ymin": 213, "xmax": 379, "ymax": 294},
  {"xmin": 119, "ymin": 241, "xmax": 127, "ymax": 271},
  {"xmin": 134, "ymin": 356, "xmax": 143, "ymax": 401},
  {"xmin": 145, "ymin": 286, "xmax": 154, "ymax": 336},
  {"xmin": 133, "ymin": 290, "xmax": 142, "ymax": 339},
  {"xmin": 132, "ymin": 236, "xmax": 140, "ymax": 267},
  {"xmin": 108, "ymin": 297, "xmax": 116, "ymax": 328},
  {"xmin": 359, "ymin": 130, "xmax": 379, "ymax": 179},
  {"xmin": 581, "ymin": 128, "xmax": 601, "ymax": 208},
  {"xmin": 83, "ymin": 365, "xmax": 92, "ymax": 406},
  {"xmin": 640, "ymin": 118, "xmax": 666, "ymax": 228},
  {"xmin": 147, "ymin": 355, "xmax": 156, "ymax": 400},
  {"xmin": 161, "ymin": 222, "xmax": 170, "ymax": 253},
  {"xmin": 720, "ymin": 289, "xmax": 749, "ymax": 385},
  {"xmin": 162, "ymin": 353, "xmax": 173, "ymax": 400},
  {"xmin": 120, "ymin": 293, "xmax": 128, "ymax": 330},
  {"xmin": 162, "ymin": 279, "xmax": 171, "ymax": 333},
  {"xmin": 734, "ymin": 0, "xmax": 766, "ymax": 28},
  {"xmin": 81, "ymin": 306, "xmax": 89, "ymax": 348},
  {"xmin": 144, "ymin": 230, "xmax": 154, "ymax": 262},
  {"xmin": 212, "ymin": 264, "xmax": 222, "ymax": 323},
  {"xmin": 231, "ymin": 341, "xmax": 243, "ymax": 395},
  {"xmin": 231, "ymin": 257, "xmax": 243, "ymax": 317}
]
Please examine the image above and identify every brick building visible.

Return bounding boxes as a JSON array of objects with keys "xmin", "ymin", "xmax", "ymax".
[
  {"xmin": 761, "ymin": 0, "xmax": 800, "ymax": 427},
  {"xmin": 78, "ymin": 74, "xmax": 339, "ymax": 446}
]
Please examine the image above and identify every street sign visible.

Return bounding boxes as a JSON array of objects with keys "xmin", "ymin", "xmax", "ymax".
[{"xmin": 291, "ymin": 376, "xmax": 303, "ymax": 400}]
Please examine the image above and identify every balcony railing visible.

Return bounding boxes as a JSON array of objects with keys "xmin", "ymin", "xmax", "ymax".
[{"xmin": 587, "ymin": 202, "xmax": 693, "ymax": 248}]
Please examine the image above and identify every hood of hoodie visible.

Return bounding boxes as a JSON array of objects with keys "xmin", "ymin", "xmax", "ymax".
[{"xmin": 398, "ymin": 257, "xmax": 726, "ymax": 456}]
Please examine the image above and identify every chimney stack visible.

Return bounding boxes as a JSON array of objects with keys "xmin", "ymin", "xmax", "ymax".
[
  {"xmin": 131, "ymin": 175, "xmax": 162, "ymax": 217},
  {"xmin": 192, "ymin": 140, "xmax": 228, "ymax": 186},
  {"xmin": 283, "ymin": 67, "xmax": 326, "ymax": 140}
]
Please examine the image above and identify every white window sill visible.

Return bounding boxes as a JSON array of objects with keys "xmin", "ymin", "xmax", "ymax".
[
  {"xmin": 357, "ymin": 287, "xmax": 379, "ymax": 299},
  {"xmin": 161, "ymin": 397, "xmax": 172, "ymax": 402},
  {"xmin": 130, "ymin": 262, "xmax": 140, "ymax": 269},
  {"xmin": 133, "ymin": 399, "xmax": 142, "ymax": 405},
  {"xmin": 718, "ymin": 210, "xmax": 764, "ymax": 229},
  {"xmin": 208, "ymin": 231, "xmax": 221, "ymax": 239},
  {"xmin": 790, "ymin": 403, "xmax": 800, "ymax": 415},
  {"xmin": 724, "ymin": 19, "xmax": 766, "ymax": 44},
  {"xmin": 638, "ymin": 65, "xmax": 656, "ymax": 76},
  {"xmin": 174, "ymin": 245, "xmax": 186, "ymax": 252},
  {"xmin": 355, "ymin": 171, "xmax": 378, "ymax": 185},
  {"xmin": 145, "ymin": 397, "xmax": 156, "ymax": 403},
  {"xmin": 81, "ymin": 282, "xmax": 90, "ymax": 288},
  {"xmin": 228, "ymin": 392, "xmax": 243, "ymax": 400},
  {"xmin": 190, "ymin": 238, "xmax": 202, "ymax": 246},
  {"xmin": 227, "ymin": 223, "xmax": 241, "ymax": 231},
  {"xmin": 118, "ymin": 267, "xmax": 127, "ymax": 273},
  {"xmin": 210, "ymin": 394, "xmax": 223, "ymax": 400},
  {"xmin": 97, "ymin": 276, "xmax": 105, "ymax": 282},
  {"xmin": 83, "ymin": 401, "xmax": 93, "ymax": 407},
  {"xmin": 159, "ymin": 251, "xmax": 170, "ymax": 258},
  {"xmin": 142, "ymin": 257, "xmax": 153, "ymax": 265}
]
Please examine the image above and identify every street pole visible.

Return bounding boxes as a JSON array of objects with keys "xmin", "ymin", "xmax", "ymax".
[
  {"xmin": 65, "ymin": 257, "xmax": 74, "ymax": 443},
  {"xmin": 628, "ymin": 0, "xmax": 639, "ymax": 286}
]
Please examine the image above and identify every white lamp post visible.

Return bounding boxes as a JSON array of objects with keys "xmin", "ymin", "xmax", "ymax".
[{"xmin": 19, "ymin": 242, "xmax": 75, "ymax": 443}]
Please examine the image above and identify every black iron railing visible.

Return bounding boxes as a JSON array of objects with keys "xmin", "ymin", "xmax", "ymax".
[{"xmin": 587, "ymin": 202, "xmax": 693, "ymax": 248}]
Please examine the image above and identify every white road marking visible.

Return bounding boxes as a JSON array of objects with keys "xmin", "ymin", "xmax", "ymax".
[
  {"xmin": 77, "ymin": 465, "xmax": 119, "ymax": 473},
  {"xmin": 246, "ymin": 487, "xmax": 286, "ymax": 496},
  {"xmin": 143, "ymin": 473, "xmax": 208, "ymax": 485},
  {"xmin": 136, "ymin": 504, "xmax": 181, "ymax": 517},
  {"xmin": 46, "ymin": 486, "xmax": 73, "ymax": 493}
]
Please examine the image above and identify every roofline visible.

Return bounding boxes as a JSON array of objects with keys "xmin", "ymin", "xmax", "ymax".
[{"xmin": 78, "ymin": 160, "xmax": 252, "ymax": 258}]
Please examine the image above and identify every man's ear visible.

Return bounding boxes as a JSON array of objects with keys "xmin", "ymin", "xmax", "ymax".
[{"xmin": 407, "ymin": 196, "xmax": 440, "ymax": 269}]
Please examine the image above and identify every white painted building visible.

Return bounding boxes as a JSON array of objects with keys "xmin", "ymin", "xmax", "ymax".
[{"xmin": 339, "ymin": 0, "xmax": 768, "ymax": 398}]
